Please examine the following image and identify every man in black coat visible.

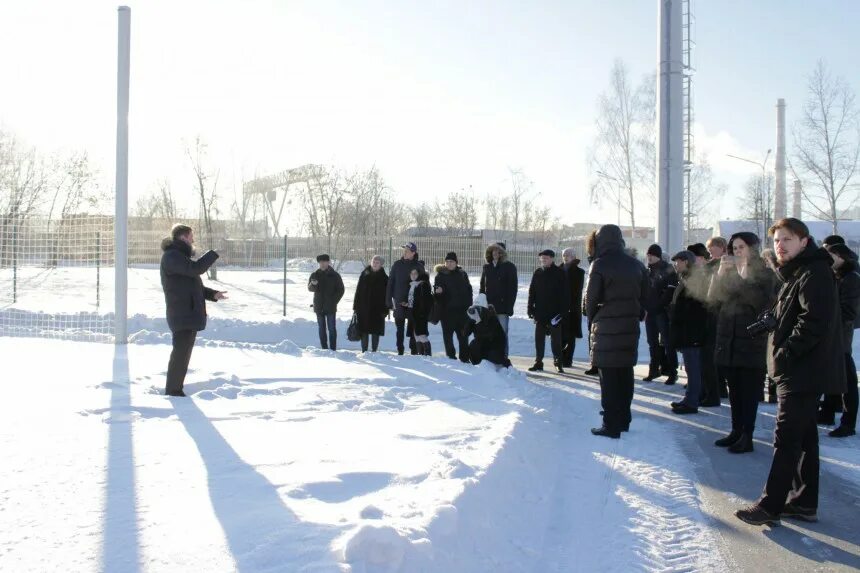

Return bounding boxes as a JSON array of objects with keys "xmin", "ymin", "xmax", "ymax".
[
  {"xmin": 386, "ymin": 242, "xmax": 426, "ymax": 355},
  {"xmin": 644, "ymin": 244, "xmax": 679, "ymax": 383},
  {"xmin": 586, "ymin": 225, "xmax": 649, "ymax": 438},
  {"xmin": 822, "ymin": 243, "xmax": 860, "ymax": 437},
  {"xmin": 527, "ymin": 249, "xmax": 569, "ymax": 373},
  {"xmin": 667, "ymin": 251, "xmax": 709, "ymax": 414},
  {"xmin": 561, "ymin": 248, "xmax": 585, "ymax": 368},
  {"xmin": 308, "ymin": 254, "xmax": 345, "ymax": 350},
  {"xmin": 160, "ymin": 224, "xmax": 226, "ymax": 397},
  {"xmin": 434, "ymin": 252, "xmax": 473, "ymax": 362},
  {"xmin": 737, "ymin": 218, "xmax": 845, "ymax": 526},
  {"xmin": 479, "ymin": 242, "xmax": 518, "ymax": 354}
]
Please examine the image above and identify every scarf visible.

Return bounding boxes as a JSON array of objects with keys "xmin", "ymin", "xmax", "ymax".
[{"xmin": 407, "ymin": 280, "xmax": 421, "ymax": 308}]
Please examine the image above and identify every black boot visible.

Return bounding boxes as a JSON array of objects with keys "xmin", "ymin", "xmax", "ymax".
[
  {"xmin": 554, "ymin": 359, "xmax": 565, "ymax": 374},
  {"xmin": 409, "ymin": 338, "xmax": 418, "ymax": 355},
  {"xmin": 643, "ymin": 359, "xmax": 662, "ymax": 381},
  {"xmin": 715, "ymin": 430, "xmax": 742, "ymax": 447},
  {"xmin": 528, "ymin": 361, "xmax": 544, "ymax": 372},
  {"xmin": 728, "ymin": 433, "xmax": 754, "ymax": 453},
  {"xmin": 584, "ymin": 366, "xmax": 599, "ymax": 376},
  {"xmin": 591, "ymin": 425, "xmax": 621, "ymax": 439},
  {"xmin": 424, "ymin": 342, "xmax": 432, "ymax": 356},
  {"xmin": 664, "ymin": 373, "xmax": 678, "ymax": 385}
]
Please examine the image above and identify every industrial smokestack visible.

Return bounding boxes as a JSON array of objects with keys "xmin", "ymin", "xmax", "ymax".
[
  {"xmin": 793, "ymin": 179, "xmax": 802, "ymax": 219},
  {"xmin": 775, "ymin": 99, "xmax": 787, "ymax": 220}
]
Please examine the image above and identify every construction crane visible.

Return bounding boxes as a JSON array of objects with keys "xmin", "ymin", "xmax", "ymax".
[{"xmin": 242, "ymin": 164, "xmax": 320, "ymax": 237}]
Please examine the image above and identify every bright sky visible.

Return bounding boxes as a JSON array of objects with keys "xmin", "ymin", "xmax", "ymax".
[{"xmin": 1, "ymin": 0, "xmax": 858, "ymax": 229}]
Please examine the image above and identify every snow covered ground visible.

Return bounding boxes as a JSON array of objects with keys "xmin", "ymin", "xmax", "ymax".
[{"xmin": 2, "ymin": 264, "xmax": 859, "ymax": 572}]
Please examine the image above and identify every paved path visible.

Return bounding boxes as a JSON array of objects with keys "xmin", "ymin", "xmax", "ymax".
[{"xmin": 510, "ymin": 357, "xmax": 860, "ymax": 572}]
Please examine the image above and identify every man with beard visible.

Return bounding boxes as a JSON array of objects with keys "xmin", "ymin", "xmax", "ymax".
[
  {"xmin": 736, "ymin": 218, "xmax": 844, "ymax": 526},
  {"xmin": 586, "ymin": 225, "xmax": 649, "ymax": 438}
]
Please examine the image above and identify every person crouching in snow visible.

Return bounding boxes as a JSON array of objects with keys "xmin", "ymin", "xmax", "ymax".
[
  {"xmin": 402, "ymin": 268, "xmax": 433, "ymax": 355},
  {"xmin": 464, "ymin": 294, "xmax": 511, "ymax": 368}
]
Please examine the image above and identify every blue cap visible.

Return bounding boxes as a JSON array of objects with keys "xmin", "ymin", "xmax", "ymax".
[{"xmin": 401, "ymin": 242, "xmax": 417, "ymax": 253}]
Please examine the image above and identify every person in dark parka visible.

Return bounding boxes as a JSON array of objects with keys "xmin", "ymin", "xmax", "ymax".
[
  {"xmin": 527, "ymin": 249, "xmax": 569, "ymax": 373},
  {"xmin": 737, "ymin": 218, "xmax": 844, "ymax": 526},
  {"xmin": 701, "ymin": 236, "xmax": 730, "ymax": 404},
  {"xmin": 464, "ymin": 294, "xmax": 510, "ymax": 367},
  {"xmin": 821, "ymin": 243, "xmax": 860, "ymax": 437},
  {"xmin": 708, "ymin": 231, "xmax": 776, "ymax": 454},
  {"xmin": 585, "ymin": 224, "xmax": 649, "ymax": 438},
  {"xmin": 644, "ymin": 243, "xmax": 679, "ymax": 383},
  {"xmin": 308, "ymin": 254, "xmax": 345, "ymax": 350},
  {"xmin": 387, "ymin": 242, "xmax": 426, "ymax": 355},
  {"xmin": 160, "ymin": 224, "xmax": 225, "ymax": 397},
  {"xmin": 668, "ymin": 251, "xmax": 709, "ymax": 414},
  {"xmin": 353, "ymin": 255, "xmax": 389, "ymax": 352},
  {"xmin": 479, "ymin": 242, "xmax": 518, "ymax": 353},
  {"xmin": 561, "ymin": 247, "xmax": 585, "ymax": 368},
  {"xmin": 434, "ymin": 252, "xmax": 473, "ymax": 362}
]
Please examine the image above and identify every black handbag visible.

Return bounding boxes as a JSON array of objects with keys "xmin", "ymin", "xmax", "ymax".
[{"xmin": 347, "ymin": 313, "xmax": 361, "ymax": 342}]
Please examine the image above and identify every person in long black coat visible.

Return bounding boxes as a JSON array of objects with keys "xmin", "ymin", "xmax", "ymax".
[
  {"xmin": 644, "ymin": 244, "xmax": 679, "ymax": 383},
  {"xmin": 308, "ymin": 254, "xmax": 345, "ymax": 350},
  {"xmin": 667, "ymin": 251, "xmax": 709, "ymax": 414},
  {"xmin": 561, "ymin": 248, "xmax": 585, "ymax": 368},
  {"xmin": 353, "ymin": 255, "xmax": 389, "ymax": 352},
  {"xmin": 464, "ymin": 294, "xmax": 510, "ymax": 368},
  {"xmin": 585, "ymin": 224, "xmax": 649, "ymax": 438},
  {"xmin": 433, "ymin": 252, "xmax": 473, "ymax": 362},
  {"xmin": 527, "ymin": 249, "xmax": 569, "ymax": 373},
  {"xmin": 737, "ymin": 219, "xmax": 844, "ymax": 526},
  {"xmin": 708, "ymin": 232, "xmax": 776, "ymax": 454},
  {"xmin": 479, "ymin": 242, "xmax": 518, "ymax": 353},
  {"xmin": 821, "ymin": 243, "xmax": 860, "ymax": 437},
  {"xmin": 387, "ymin": 242, "xmax": 426, "ymax": 355},
  {"xmin": 403, "ymin": 267, "xmax": 434, "ymax": 356},
  {"xmin": 160, "ymin": 224, "xmax": 225, "ymax": 397}
]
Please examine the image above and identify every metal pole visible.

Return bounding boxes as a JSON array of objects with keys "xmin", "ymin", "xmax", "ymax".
[
  {"xmin": 97, "ymin": 230, "xmax": 101, "ymax": 310},
  {"xmin": 283, "ymin": 233, "xmax": 287, "ymax": 317},
  {"xmin": 114, "ymin": 6, "xmax": 130, "ymax": 344},
  {"xmin": 12, "ymin": 222, "xmax": 17, "ymax": 304},
  {"xmin": 388, "ymin": 237, "xmax": 393, "ymax": 271}
]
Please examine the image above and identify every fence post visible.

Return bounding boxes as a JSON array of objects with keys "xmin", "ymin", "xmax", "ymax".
[
  {"xmin": 283, "ymin": 232, "xmax": 287, "ymax": 317},
  {"xmin": 96, "ymin": 231, "xmax": 101, "ymax": 310},
  {"xmin": 388, "ymin": 236, "xmax": 393, "ymax": 270},
  {"xmin": 12, "ymin": 221, "xmax": 17, "ymax": 304}
]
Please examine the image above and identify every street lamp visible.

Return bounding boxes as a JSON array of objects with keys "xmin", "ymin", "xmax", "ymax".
[{"xmin": 727, "ymin": 150, "xmax": 772, "ymax": 237}]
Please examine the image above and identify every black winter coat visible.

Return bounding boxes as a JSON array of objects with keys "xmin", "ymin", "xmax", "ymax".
[
  {"xmin": 353, "ymin": 266, "xmax": 389, "ymax": 336},
  {"xmin": 308, "ymin": 267, "xmax": 345, "ymax": 314},
  {"xmin": 160, "ymin": 239, "xmax": 220, "ymax": 333},
  {"xmin": 479, "ymin": 245, "xmax": 518, "ymax": 315},
  {"xmin": 433, "ymin": 264, "xmax": 473, "ymax": 317},
  {"xmin": 645, "ymin": 259, "xmax": 676, "ymax": 313},
  {"xmin": 835, "ymin": 260, "xmax": 860, "ymax": 352},
  {"xmin": 562, "ymin": 261, "xmax": 585, "ymax": 339},
  {"xmin": 768, "ymin": 244, "xmax": 845, "ymax": 395},
  {"xmin": 387, "ymin": 257, "xmax": 426, "ymax": 308},
  {"xmin": 669, "ymin": 271, "xmax": 708, "ymax": 349},
  {"xmin": 585, "ymin": 225, "xmax": 649, "ymax": 368},
  {"xmin": 406, "ymin": 275, "xmax": 434, "ymax": 336},
  {"xmin": 464, "ymin": 306, "xmax": 509, "ymax": 366},
  {"xmin": 528, "ymin": 264, "xmax": 569, "ymax": 324},
  {"xmin": 710, "ymin": 258, "xmax": 775, "ymax": 369}
]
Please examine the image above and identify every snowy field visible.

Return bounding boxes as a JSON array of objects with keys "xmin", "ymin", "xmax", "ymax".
[{"xmin": 1, "ymin": 264, "xmax": 859, "ymax": 572}]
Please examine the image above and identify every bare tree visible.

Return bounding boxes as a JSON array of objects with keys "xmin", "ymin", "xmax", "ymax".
[
  {"xmin": 588, "ymin": 60, "xmax": 655, "ymax": 231},
  {"xmin": 436, "ymin": 189, "xmax": 478, "ymax": 235},
  {"xmin": 186, "ymin": 136, "xmax": 220, "ymax": 279},
  {"xmin": 792, "ymin": 60, "xmax": 860, "ymax": 234},
  {"xmin": 410, "ymin": 202, "xmax": 437, "ymax": 235},
  {"xmin": 300, "ymin": 165, "xmax": 350, "ymax": 255},
  {"xmin": 134, "ymin": 179, "xmax": 177, "ymax": 220},
  {"xmin": 0, "ymin": 131, "xmax": 50, "ymax": 266},
  {"xmin": 684, "ymin": 154, "xmax": 723, "ymax": 241},
  {"xmin": 742, "ymin": 173, "xmax": 775, "ymax": 240},
  {"xmin": 507, "ymin": 167, "xmax": 535, "ymax": 247}
]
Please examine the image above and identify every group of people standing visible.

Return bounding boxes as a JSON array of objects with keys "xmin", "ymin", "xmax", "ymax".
[{"xmin": 159, "ymin": 218, "xmax": 857, "ymax": 527}]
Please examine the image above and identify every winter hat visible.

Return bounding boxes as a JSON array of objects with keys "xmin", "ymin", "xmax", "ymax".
[
  {"xmin": 538, "ymin": 249, "xmax": 556, "ymax": 258},
  {"xmin": 826, "ymin": 242, "xmax": 858, "ymax": 261},
  {"xmin": 671, "ymin": 250, "xmax": 696, "ymax": 265},
  {"xmin": 445, "ymin": 251, "xmax": 458, "ymax": 263},
  {"xmin": 496, "ymin": 241, "xmax": 507, "ymax": 250},
  {"xmin": 687, "ymin": 243, "xmax": 709, "ymax": 259},
  {"xmin": 473, "ymin": 293, "xmax": 488, "ymax": 308},
  {"xmin": 316, "ymin": 254, "xmax": 331, "ymax": 262},
  {"xmin": 823, "ymin": 235, "xmax": 845, "ymax": 247},
  {"xmin": 401, "ymin": 241, "xmax": 418, "ymax": 253},
  {"xmin": 647, "ymin": 244, "xmax": 662, "ymax": 258}
]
